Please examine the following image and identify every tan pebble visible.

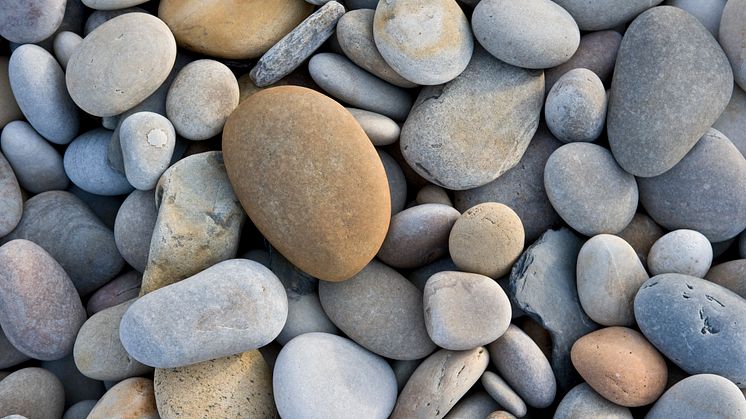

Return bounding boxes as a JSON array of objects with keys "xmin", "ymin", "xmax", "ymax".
[{"xmin": 87, "ymin": 377, "xmax": 158, "ymax": 419}]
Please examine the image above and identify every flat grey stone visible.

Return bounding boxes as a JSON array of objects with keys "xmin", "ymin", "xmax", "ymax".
[
  {"xmin": 347, "ymin": 108, "xmax": 400, "ymax": 146},
  {"xmin": 0, "ymin": 0, "xmax": 66, "ymax": 43},
  {"xmin": 545, "ymin": 30, "xmax": 622, "ymax": 92},
  {"xmin": 53, "ymin": 31, "xmax": 82, "ymax": 70},
  {"xmin": 119, "ymin": 112, "xmax": 175, "ymax": 190},
  {"xmin": 665, "ymin": 0, "xmax": 727, "ymax": 37},
  {"xmin": 554, "ymin": 383, "xmax": 632, "ymax": 419},
  {"xmin": 0, "ymin": 152, "xmax": 22, "ymax": 238},
  {"xmin": 481, "ymin": 371, "xmax": 527, "ymax": 418},
  {"xmin": 648, "ymin": 229, "xmax": 713, "ymax": 278},
  {"xmin": 553, "ymin": 0, "xmax": 663, "ymax": 30},
  {"xmin": 378, "ymin": 150, "xmax": 407, "ymax": 215},
  {"xmin": 545, "ymin": 68, "xmax": 607, "ymax": 143},
  {"xmin": 720, "ymin": 0, "xmax": 746, "ymax": 91},
  {"xmin": 646, "ymin": 374, "xmax": 746, "ymax": 419},
  {"xmin": 0, "ymin": 120, "xmax": 69, "ymax": 193},
  {"xmin": 64, "ymin": 129, "xmax": 133, "ymax": 196},
  {"xmin": 713, "ymin": 85, "xmax": 746, "ymax": 157},
  {"xmin": 0, "ymin": 368, "xmax": 65, "ymax": 419}
]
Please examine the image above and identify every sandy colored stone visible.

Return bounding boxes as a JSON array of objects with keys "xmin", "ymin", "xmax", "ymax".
[
  {"xmin": 0, "ymin": 57, "xmax": 22, "ymax": 129},
  {"xmin": 706, "ymin": 260, "xmax": 746, "ymax": 298},
  {"xmin": 617, "ymin": 213, "xmax": 664, "ymax": 268},
  {"xmin": 87, "ymin": 377, "xmax": 158, "ymax": 419},
  {"xmin": 0, "ymin": 368, "xmax": 64, "ymax": 419}
]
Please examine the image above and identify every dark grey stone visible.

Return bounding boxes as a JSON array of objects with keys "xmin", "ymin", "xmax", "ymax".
[
  {"xmin": 444, "ymin": 392, "xmax": 499, "ymax": 419},
  {"xmin": 113, "ymin": 189, "xmax": 157, "ymax": 273},
  {"xmin": 0, "ymin": 368, "xmax": 65, "ymax": 419},
  {"xmin": 552, "ymin": 0, "xmax": 663, "ymax": 30},
  {"xmin": 554, "ymin": 383, "xmax": 632, "ymax": 419},
  {"xmin": 0, "ymin": 326, "xmax": 29, "ymax": 369},
  {"xmin": 391, "ymin": 359, "xmax": 420, "ymax": 391},
  {"xmin": 0, "ymin": 120, "xmax": 69, "ymax": 193},
  {"xmin": 63, "ymin": 400, "xmax": 98, "ymax": 419},
  {"xmin": 545, "ymin": 30, "xmax": 622, "ymax": 92},
  {"xmin": 646, "ymin": 374, "xmax": 746, "ymax": 419},
  {"xmin": 378, "ymin": 150, "xmax": 407, "ymax": 215},
  {"xmin": 64, "ymin": 129, "xmax": 134, "ymax": 196},
  {"xmin": 86, "ymin": 271, "xmax": 141, "ymax": 315}
]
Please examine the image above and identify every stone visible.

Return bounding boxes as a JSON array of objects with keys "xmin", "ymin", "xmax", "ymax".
[
  {"xmin": 63, "ymin": 400, "xmax": 97, "ymax": 419},
  {"xmin": 223, "ymin": 86, "xmax": 390, "ymax": 281},
  {"xmin": 251, "ymin": 2, "xmax": 346, "ymax": 87},
  {"xmin": 0, "ymin": 121, "xmax": 69, "ymax": 193},
  {"xmin": 391, "ymin": 359, "xmax": 420, "ymax": 390},
  {"xmin": 0, "ymin": 368, "xmax": 64, "ymax": 419},
  {"xmin": 486, "ymin": 412, "xmax": 516, "ymax": 419},
  {"xmin": 336, "ymin": 9, "xmax": 417, "ymax": 88},
  {"xmin": 0, "ymin": 57, "xmax": 23, "ymax": 129},
  {"xmin": 706, "ymin": 260, "xmax": 746, "ymax": 298},
  {"xmin": 41, "ymin": 354, "xmax": 106, "ymax": 408},
  {"xmin": 64, "ymin": 129, "xmax": 133, "ymax": 196},
  {"xmin": 617, "ymin": 213, "xmax": 665, "ymax": 268},
  {"xmin": 666, "ymin": 0, "xmax": 727, "ymax": 37},
  {"xmin": 472, "ymin": 0, "xmax": 580, "ymax": 69},
  {"xmin": 0, "ymin": 327, "xmax": 29, "ymax": 369},
  {"xmin": 648, "ymin": 229, "xmax": 713, "ymax": 278},
  {"xmin": 417, "ymin": 185, "xmax": 451, "ymax": 206},
  {"xmin": 0, "ymin": 240, "xmax": 86, "ymax": 360},
  {"xmin": 545, "ymin": 69, "xmax": 607, "ymax": 143},
  {"xmin": 0, "ymin": 153, "xmax": 22, "ymax": 238},
  {"xmin": 509, "ymin": 228, "xmax": 598, "ymax": 391},
  {"xmin": 113, "ymin": 190, "xmax": 157, "ymax": 273},
  {"xmin": 741, "ymin": 233, "xmax": 746, "ymax": 258},
  {"xmin": 552, "ymin": 0, "xmax": 664, "ymax": 30},
  {"xmin": 348, "ymin": 0, "xmax": 378, "ymax": 8},
  {"xmin": 635, "ymin": 274, "xmax": 746, "ymax": 386},
  {"xmin": 8, "ymin": 44, "xmax": 79, "ymax": 144},
  {"xmin": 140, "ymin": 152, "xmax": 244, "ymax": 294},
  {"xmin": 83, "ymin": 7, "xmax": 145, "ymax": 35},
  {"xmin": 647, "ymin": 374, "xmax": 746, "ymax": 419},
  {"xmin": 87, "ymin": 377, "xmax": 158, "ymax": 419},
  {"xmin": 448, "ymin": 203, "xmax": 524, "ymax": 278},
  {"xmin": 66, "ymin": 13, "xmax": 176, "ymax": 117},
  {"xmin": 392, "ymin": 347, "xmax": 489, "ymax": 419},
  {"xmin": 488, "ymin": 324, "xmax": 556, "ymax": 409},
  {"xmin": 545, "ymin": 143, "xmax": 638, "ymax": 236},
  {"xmin": 158, "ymin": 0, "xmax": 313, "ymax": 59},
  {"xmin": 1, "ymin": 191, "xmax": 124, "ymax": 295},
  {"xmin": 554, "ymin": 383, "xmax": 633, "ymax": 419},
  {"xmin": 82, "ymin": 0, "xmax": 149, "ymax": 10},
  {"xmin": 274, "ymin": 333, "xmax": 397, "ymax": 419},
  {"xmin": 576, "ymin": 234, "xmax": 649, "ymax": 326},
  {"xmin": 120, "ymin": 259, "xmax": 287, "ymax": 368},
  {"xmin": 544, "ymin": 30, "xmax": 623, "ymax": 92},
  {"xmin": 347, "ymin": 108, "xmax": 400, "ymax": 146},
  {"xmin": 720, "ymin": 0, "xmax": 746, "ymax": 91},
  {"xmin": 378, "ymin": 150, "xmax": 407, "ymax": 215},
  {"xmin": 154, "ymin": 351, "xmax": 277, "ymax": 418},
  {"xmin": 638, "ymin": 129, "xmax": 746, "ymax": 242},
  {"xmin": 53, "ymin": 31, "xmax": 82, "ymax": 70},
  {"xmin": 444, "ymin": 392, "xmax": 499, "ymax": 419},
  {"xmin": 308, "ymin": 53, "xmax": 413, "ymax": 121},
  {"xmin": 0, "ymin": 0, "xmax": 66, "ymax": 43},
  {"xmin": 119, "ymin": 112, "xmax": 176, "ymax": 190},
  {"xmin": 86, "ymin": 271, "xmax": 141, "ymax": 315},
  {"xmin": 68, "ymin": 186, "xmax": 125, "ymax": 229},
  {"xmin": 607, "ymin": 6, "xmax": 733, "ymax": 177},
  {"xmin": 713, "ymin": 85, "xmax": 746, "ymax": 156},
  {"xmin": 401, "ymin": 47, "xmax": 544, "ymax": 190},
  {"xmin": 407, "ymin": 258, "xmax": 459, "ymax": 291},
  {"xmin": 481, "ymin": 371, "xmax": 527, "ymax": 418}
]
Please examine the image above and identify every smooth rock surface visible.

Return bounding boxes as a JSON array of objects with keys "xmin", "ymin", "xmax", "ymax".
[
  {"xmin": 114, "ymin": 190, "xmax": 156, "ymax": 274},
  {"xmin": 64, "ymin": 129, "xmax": 133, "ymax": 196},
  {"xmin": 713, "ymin": 85, "xmax": 746, "ymax": 156},
  {"xmin": 41, "ymin": 354, "xmax": 106, "ymax": 408},
  {"xmin": 53, "ymin": 31, "xmax": 82, "ymax": 70},
  {"xmin": 481, "ymin": 371, "xmax": 527, "ymax": 418},
  {"xmin": 544, "ymin": 30, "xmax": 622, "ymax": 91},
  {"xmin": 0, "ymin": 121, "xmax": 69, "ymax": 193},
  {"xmin": 347, "ymin": 108, "xmax": 400, "ymax": 146},
  {"xmin": 720, "ymin": 0, "xmax": 746, "ymax": 91},
  {"xmin": 706, "ymin": 260, "xmax": 746, "ymax": 298},
  {"xmin": 553, "ymin": 0, "xmax": 664, "ymax": 30},
  {"xmin": 0, "ymin": 153, "xmax": 22, "ymax": 238},
  {"xmin": 648, "ymin": 229, "xmax": 713, "ymax": 278},
  {"xmin": 84, "ymin": 7, "xmax": 145, "ymax": 35},
  {"xmin": 545, "ymin": 68, "xmax": 607, "ymax": 143},
  {"xmin": 87, "ymin": 377, "xmax": 158, "ymax": 419},
  {"xmin": 554, "ymin": 383, "xmax": 633, "ymax": 419},
  {"xmin": 0, "ymin": 368, "xmax": 65, "ymax": 419},
  {"xmin": 0, "ymin": 327, "xmax": 29, "ymax": 369},
  {"xmin": 0, "ymin": 0, "xmax": 66, "ymax": 43},
  {"xmin": 417, "ymin": 185, "xmax": 452, "ymax": 207},
  {"xmin": 82, "ymin": 0, "xmax": 149, "ymax": 10},
  {"xmin": 119, "ymin": 112, "xmax": 175, "ymax": 190},
  {"xmin": 0, "ymin": 57, "xmax": 23, "ymax": 129},
  {"xmin": 63, "ymin": 400, "xmax": 97, "ymax": 419},
  {"xmin": 646, "ymin": 374, "xmax": 746, "ymax": 419},
  {"xmin": 617, "ymin": 213, "xmax": 665, "ymax": 268},
  {"xmin": 86, "ymin": 271, "xmax": 141, "ymax": 315},
  {"xmin": 444, "ymin": 392, "xmax": 499, "ymax": 419},
  {"xmin": 666, "ymin": 0, "xmax": 726, "ymax": 37}
]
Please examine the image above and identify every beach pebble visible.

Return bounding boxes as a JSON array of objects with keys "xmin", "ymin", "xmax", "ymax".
[
  {"xmin": 378, "ymin": 150, "xmax": 407, "ymax": 215},
  {"xmin": 119, "ymin": 112, "xmax": 175, "ymax": 190},
  {"xmin": 545, "ymin": 69, "xmax": 607, "ymax": 143},
  {"xmin": 0, "ymin": 57, "xmax": 23, "ymax": 129},
  {"xmin": 617, "ymin": 213, "xmax": 665, "ymax": 268},
  {"xmin": 86, "ymin": 271, "xmax": 141, "ymax": 315},
  {"xmin": 554, "ymin": 383, "xmax": 633, "ymax": 419},
  {"xmin": 52, "ymin": 31, "xmax": 82, "ymax": 70},
  {"xmin": 84, "ymin": 7, "xmax": 145, "ymax": 35},
  {"xmin": 444, "ymin": 392, "xmax": 499, "ymax": 419},
  {"xmin": 41, "ymin": 353, "xmax": 106, "ymax": 407},
  {"xmin": 666, "ymin": 0, "xmax": 726, "ymax": 37},
  {"xmin": 63, "ymin": 400, "xmax": 97, "ymax": 419},
  {"xmin": 0, "ymin": 327, "xmax": 29, "ymax": 369},
  {"xmin": 64, "ymin": 129, "xmax": 133, "ymax": 196},
  {"xmin": 646, "ymin": 374, "xmax": 746, "ymax": 419},
  {"xmin": 713, "ymin": 85, "xmax": 746, "ymax": 157},
  {"xmin": 0, "ymin": 368, "xmax": 65, "ymax": 419},
  {"xmin": 87, "ymin": 377, "xmax": 158, "ymax": 419},
  {"xmin": 553, "ymin": 0, "xmax": 663, "ymax": 30},
  {"xmin": 481, "ymin": 371, "xmax": 527, "ymax": 418},
  {"xmin": 0, "ymin": 153, "xmax": 22, "ymax": 238},
  {"xmin": 0, "ymin": 121, "xmax": 69, "ymax": 193},
  {"xmin": 648, "ymin": 229, "xmax": 713, "ymax": 278},
  {"xmin": 544, "ymin": 30, "xmax": 622, "ymax": 91},
  {"xmin": 347, "ymin": 108, "xmax": 400, "ymax": 146},
  {"xmin": 82, "ymin": 0, "xmax": 149, "ymax": 10},
  {"xmin": 113, "ymin": 190, "xmax": 156, "ymax": 274},
  {"xmin": 417, "ymin": 185, "xmax": 451, "ymax": 206},
  {"xmin": 706, "ymin": 260, "xmax": 746, "ymax": 298},
  {"xmin": 0, "ymin": 0, "xmax": 66, "ymax": 44},
  {"xmin": 720, "ymin": 0, "xmax": 746, "ymax": 91}
]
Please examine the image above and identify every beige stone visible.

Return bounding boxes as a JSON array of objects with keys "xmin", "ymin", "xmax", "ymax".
[{"xmin": 87, "ymin": 377, "xmax": 158, "ymax": 419}]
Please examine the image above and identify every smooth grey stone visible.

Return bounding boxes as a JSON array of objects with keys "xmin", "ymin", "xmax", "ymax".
[
  {"xmin": 646, "ymin": 374, "xmax": 746, "ymax": 419},
  {"xmin": 545, "ymin": 69, "xmax": 607, "ymax": 143},
  {"xmin": 347, "ymin": 0, "xmax": 378, "ymax": 9},
  {"xmin": 67, "ymin": 185, "xmax": 124, "ymax": 229},
  {"xmin": 544, "ymin": 143, "xmax": 638, "ymax": 236},
  {"xmin": 444, "ymin": 392, "xmax": 499, "ymax": 419},
  {"xmin": 86, "ymin": 271, "xmax": 141, "ymax": 315},
  {"xmin": 319, "ymin": 260, "xmax": 436, "ymax": 360},
  {"xmin": 336, "ymin": 9, "xmax": 417, "ymax": 88},
  {"xmin": 509, "ymin": 228, "xmax": 598, "ymax": 391},
  {"xmin": 545, "ymin": 30, "xmax": 622, "ymax": 92},
  {"xmin": 401, "ymin": 47, "xmax": 543, "ymax": 190},
  {"xmin": 636, "ymin": 274, "xmax": 746, "ymax": 385},
  {"xmin": 391, "ymin": 359, "xmax": 420, "ymax": 391},
  {"xmin": 713, "ymin": 85, "xmax": 746, "ymax": 157},
  {"xmin": 720, "ymin": 0, "xmax": 746, "ymax": 91},
  {"xmin": 407, "ymin": 258, "xmax": 459, "ymax": 291},
  {"xmin": 666, "ymin": 0, "xmax": 726, "ymax": 37},
  {"xmin": 8, "ymin": 44, "xmax": 79, "ymax": 145},
  {"xmin": 648, "ymin": 229, "xmax": 713, "ymax": 278},
  {"xmin": 119, "ymin": 112, "xmax": 175, "ymax": 190},
  {"xmin": 416, "ymin": 185, "xmax": 451, "ymax": 206},
  {"xmin": 378, "ymin": 150, "xmax": 407, "ymax": 215},
  {"xmin": 373, "ymin": 0, "xmax": 473, "ymax": 86},
  {"xmin": 0, "ymin": 0, "xmax": 66, "ymax": 43},
  {"xmin": 553, "ymin": 0, "xmax": 663, "ymax": 30},
  {"xmin": 347, "ymin": 108, "xmax": 400, "ymax": 146},
  {"xmin": 481, "ymin": 371, "xmax": 527, "ymax": 418},
  {"xmin": 36, "ymin": 0, "xmax": 86, "ymax": 53},
  {"xmin": 41, "ymin": 354, "xmax": 106, "ymax": 408},
  {"xmin": 309, "ymin": 53, "xmax": 413, "ymax": 121},
  {"xmin": 83, "ymin": 0, "xmax": 149, "ymax": 10},
  {"xmin": 0, "ymin": 368, "xmax": 65, "ymax": 419},
  {"xmin": 53, "ymin": 31, "xmax": 82, "ymax": 70},
  {"xmin": 454, "ymin": 126, "xmax": 562, "ymax": 242},
  {"xmin": 0, "ymin": 120, "xmax": 69, "ymax": 193},
  {"xmin": 554, "ymin": 383, "xmax": 632, "ymax": 419},
  {"xmin": 274, "ymin": 333, "xmax": 397, "ymax": 419},
  {"xmin": 120, "ymin": 259, "xmax": 287, "ymax": 368},
  {"xmin": 251, "ymin": 2, "xmax": 345, "ymax": 87},
  {"xmin": 0, "ymin": 326, "xmax": 29, "ymax": 369},
  {"xmin": 63, "ymin": 400, "xmax": 97, "ymax": 419},
  {"xmin": 472, "ymin": 0, "xmax": 580, "ymax": 69},
  {"xmin": 0, "ymin": 153, "xmax": 22, "ymax": 238},
  {"xmin": 488, "ymin": 324, "xmax": 556, "ymax": 408},
  {"xmin": 114, "ymin": 190, "xmax": 157, "ymax": 273},
  {"xmin": 0, "ymin": 57, "xmax": 24, "ymax": 129},
  {"xmin": 607, "ymin": 6, "xmax": 733, "ymax": 177},
  {"xmin": 638, "ymin": 128, "xmax": 746, "ymax": 242},
  {"xmin": 1, "ymin": 191, "xmax": 125, "ymax": 296},
  {"xmin": 64, "ymin": 129, "xmax": 133, "ymax": 196},
  {"xmin": 83, "ymin": 7, "xmax": 146, "ymax": 35}
]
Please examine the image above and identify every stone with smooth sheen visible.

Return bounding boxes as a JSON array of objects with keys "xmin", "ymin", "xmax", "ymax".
[
  {"xmin": 635, "ymin": 274, "xmax": 746, "ymax": 386},
  {"xmin": 488, "ymin": 324, "xmax": 556, "ymax": 409},
  {"xmin": 114, "ymin": 190, "xmax": 157, "ymax": 273},
  {"xmin": 63, "ymin": 400, "xmax": 97, "ymax": 419},
  {"xmin": 53, "ymin": 31, "xmax": 83, "ymax": 70},
  {"xmin": 66, "ymin": 13, "xmax": 176, "ymax": 117},
  {"xmin": 444, "ymin": 392, "xmax": 499, "ymax": 419},
  {"xmin": 0, "ymin": 0, "xmax": 66, "ymax": 44},
  {"xmin": 448, "ymin": 203, "xmax": 524, "ymax": 279},
  {"xmin": 119, "ymin": 112, "xmax": 176, "ymax": 190},
  {"xmin": 319, "ymin": 260, "xmax": 436, "ymax": 360},
  {"xmin": 273, "ymin": 333, "xmax": 397, "ymax": 419},
  {"xmin": 392, "ymin": 347, "xmax": 489, "ymax": 419},
  {"xmin": 223, "ymin": 86, "xmax": 391, "ymax": 282},
  {"xmin": 87, "ymin": 377, "xmax": 158, "ymax": 419},
  {"xmin": 648, "ymin": 229, "xmax": 713, "ymax": 278},
  {"xmin": 720, "ymin": 0, "xmax": 746, "ymax": 91},
  {"xmin": 0, "ymin": 327, "xmax": 29, "ymax": 369},
  {"xmin": 666, "ymin": 0, "xmax": 726, "ymax": 37},
  {"xmin": 0, "ymin": 57, "xmax": 23, "ymax": 129},
  {"xmin": 0, "ymin": 153, "xmax": 22, "ymax": 238},
  {"xmin": 158, "ymin": 0, "xmax": 313, "ymax": 59},
  {"xmin": 481, "ymin": 371, "xmax": 527, "ymax": 417},
  {"xmin": 472, "ymin": 0, "xmax": 580, "ymax": 69},
  {"xmin": 638, "ymin": 129, "xmax": 746, "ymax": 242},
  {"xmin": 713, "ymin": 85, "xmax": 746, "ymax": 156},
  {"xmin": 401, "ymin": 47, "xmax": 544, "ymax": 190},
  {"xmin": 347, "ymin": 108, "xmax": 400, "ymax": 146},
  {"xmin": 706, "ymin": 260, "xmax": 746, "ymax": 298},
  {"xmin": 0, "ymin": 121, "xmax": 69, "ymax": 193},
  {"xmin": 86, "ymin": 271, "xmax": 141, "ymax": 315},
  {"xmin": 545, "ymin": 30, "xmax": 623, "ymax": 92},
  {"xmin": 373, "ymin": 0, "xmax": 473, "ymax": 85},
  {"xmin": 378, "ymin": 151, "xmax": 407, "ymax": 216},
  {"xmin": 64, "ymin": 129, "xmax": 133, "ymax": 196},
  {"xmin": 41, "ymin": 353, "xmax": 106, "ymax": 407},
  {"xmin": 0, "ymin": 240, "xmax": 86, "ymax": 360},
  {"xmin": 646, "ymin": 374, "xmax": 746, "ymax": 419},
  {"xmin": 545, "ymin": 69, "xmax": 607, "ymax": 143},
  {"xmin": 0, "ymin": 368, "xmax": 64, "ymax": 419},
  {"xmin": 84, "ymin": 7, "xmax": 145, "ymax": 35},
  {"xmin": 607, "ymin": 6, "xmax": 733, "ymax": 177},
  {"xmin": 553, "ymin": 0, "xmax": 664, "ymax": 31},
  {"xmin": 417, "ymin": 185, "xmax": 452, "ymax": 206},
  {"xmin": 82, "ymin": 0, "xmax": 149, "ymax": 10},
  {"xmin": 554, "ymin": 383, "xmax": 633, "ymax": 419},
  {"xmin": 577, "ymin": 234, "xmax": 649, "ymax": 326},
  {"xmin": 9, "ymin": 44, "xmax": 79, "ymax": 144},
  {"xmin": 617, "ymin": 213, "xmax": 665, "ymax": 268},
  {"xmin": 545, "ymin": 143, "xmax": 638, "ymax": 236},
  {"xmin": 154, "ymin": 350, "xmax": 277, "ymax": 418}
]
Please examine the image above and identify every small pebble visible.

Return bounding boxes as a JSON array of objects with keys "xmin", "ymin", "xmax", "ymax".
[
  {"xmin": 648, "ymin": 229, "xmax": 713, "ymax": 278},
  {"xmin": 113, "ymin": 189, "xmax": 157, "ymax": 273},
  {"xmin": 52, "ymin": 31, "xmax": 82, "ymax": 70},
  {"xmin": 416, "ymin": 185, "xmax": 451, "ymax": 207},
  {"xmin": 347, "ymin": 108, "xmax": 400, "ymax": 146},
  {"xmin": 545, "ymin": 68, "xmax": 607, "ymax": 143},
  {"xmin": 119, "ymin": 112, "xmax": 176, "ymax": 190},
  {"xmin": 481, "ymin": 371, "xmax": 527, "ymax": 418}
]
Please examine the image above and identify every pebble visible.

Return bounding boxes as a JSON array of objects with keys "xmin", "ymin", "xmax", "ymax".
[
  {"xmin": 0, "ymin": 0, "xmax": 66, "ymax": 44},
  {"xmin": 373, "ymin": 0, "xmax": 473, "ymax": 85},
  {"xmin": 552, "ymin": 0, "xmax": 663, "ymax": 30},
  {"xmin": 648, "ymin": 229, "xmax": 713, "ymax": 278},
  {"xmin": 554, "ymin": 383, "xmax": 633, "ymax": 419},
  {"xmin": 69, "ymin": 185, "xmax": 125, "ymax": 230},
  {"xmin": 417, "ymin": 185, "xmax": 451, "ymax": 206},
  {"xmin": 472, "ymin": 0, "xmax": 580, "ymax": 69},
  {"xmin": 0, "ymin": 240, "xmax": 86, "ymax": 360},
  {"xmin": 393, "ymin": 347, "xmax": 488, "ymax": 419},
  {"xmin": 119, "ymin": 112, "xmax": 176, "ymax": 190},
  {"xmin": 0, "ymin": 368, "xmax": 65, "ymax": 419},
  {"xmin": 223, "ymin": 86, "xmax": 390, "ymax": 281},
  {"xmin": 720, "ymin": 0, "xmax": 746, "ymax": 91},
  {"xmin": 407, "ymin": 257, "xmax": 459, "ymax": 291},
  {"xmin": 319, "ymin": 260, "xmax": 436, "ymax": 360},
  {"xmin": 638, "ymin": 128, "xmax": 746, "ymax": 242},
  {"xmin": 576, "ymin": 234, "xmax": 649, "ymax": 326},
  {"xmin": 52, "ymin": 31, "xmax": 82, "ymax": 70},
  {"xmin": 154, "ymin": 351, "xmax": 277, "ymax": 418},
  {"xmin": 273, "ymin": 332, "xmax": 397, "ymax": 419},
  {"xmin": 309, "ymin": 53, "xmax": 413, "ymax": 121},
  {"xmin": 0, "ymin": 153, "xmax": 22, "ymax": 238},
  {"xmin": 544, "ymin": 142, "xmax": 638, "ymax": 236},
  {"xmin": 481, "ymin": 371, "xmax": 527, "ymax": 418},
  {"xmin": 86, "ymin": 377, "xmax": 159, "ymax": 419},
  {"xmin": 400, "ymin": 47, "xmax": 544, "ymax": 190},
  {"xmin": 607, "ymin": 6, "xmax": 733, "ymax": 177},
  {"xmin": 87, "ymin": 272, "xmax": 141, "ymax": 316},
  {"xmin": 444, "ymin": 392, "xmax": 499, "ymax": 419},
  {"xmin": 545, "ymin": 69, "xmax": 607, "ymax": 143},
  {"xmin": 378, "ymin": 203, "xmax": 460, "ymax": 269},
  {"xmin": 84, "ymin": 7, "xmax": 145, "ymax": 35},
  {"xmin": 706, "ymin": 260, "xmax": 746, "ymax": 298},
  {"xmin": 488, "ymin": 324, "xmax": 556, "ymax": 408},
  {"xmin": 40, "ymin": 354, "xmax": 106, "ymax": 407},
  {"xmin": 251, "ymin": 2, "xmax": 346, "ymax": 87},
  {"xmin": 391, "ymin": 359, "xmax": 420, "ymax": 390},
  {"xmin": 8, "ymin": 44, "xmax": 80, "ymax": 144},
  {"xmin": 113, "ymin": 191, "xmax": 156, "ymax": 275},
  {"xmin": 347, "ymin": 108, "xmax": 401, "ymax": 146},
  {"xmin": 448, "ymin": 203, "xmax": 524, "ymax": 279},
  {"xmin": 63, "ymin": 400, "xmax": 97, "ymax": 419},
  {"xmin": 0, "ymin": 57, "xmax": 23, "ymax": 129},
  {"xmin": 646, "ymin": 374, "xmax": 746, "ymax": 419},
  {"xmin": 0, "ymin": 121, "xmax": 68, "ymax": 193},
  {"xmin": 63, "ymin": 129, "xmax": 133, "ymax": 196},
  {"xmin": 0, "ymin": 327, "xmax": 29, "ymax": 369},
  {"xmin": 635, "ymin": 274, "xmax": 746, "ymax": 386},
  {"xmin": 544, "ymin": 30, "xmax": 622, "ymax": 91},
  {"xmin": 66, "ymin": 13, "xmax": 177, "ymax": 117},
  {"xmin": 713, "ymin": 85, "xmax": 746, "ymax": 156},
  {"xmin": 486, "ymin": 412, "xmax": 516, "ymax": 419},
  {"xmin": 666, "ymin": 0, "xmax": 727, "ymax": 37},
  {"xmin": 82, "ymin": 0, "xmax": 149, "ymax": 10},
  {"xmin": 378, "ymin": 150, "xmax": 407, "ymax": 215},
  {"xmin": 617, "ymin": 213, "xmax": 665, "ymax": 268}
]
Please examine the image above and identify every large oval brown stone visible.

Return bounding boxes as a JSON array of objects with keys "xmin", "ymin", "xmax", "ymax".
[{"xmin": 223, "ymin": 86, "xmax": 391, "ymax": 281}]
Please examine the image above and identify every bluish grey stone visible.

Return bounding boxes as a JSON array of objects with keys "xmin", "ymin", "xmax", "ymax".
[
  {"xmin": 64, "ymin": 129, "xmax": 134, "ymax": 196},
  {"xmin": 0, "ymin": 0, "xmax": 66, "ymax": 43},
  {"xmin": 552, "ymin": 0, "xmax": 663, "ymax": 30},
  {"xmin": 41, "ymin": 354, "xmax": 106, "ymax": 408},
  {"xmin": 63, "ymin": 400, "xmax": 98, "ymax": 419},
  {"xmin": 545, "ymin": 68, "xmax": 607, "ymax": 143},
  {"xmin": 0, "ymin": 326, "xmax": 29, "ymax": 369},
  {"xmin": 68, "ymin": 185, "xmax": 125, "ymax": 229},
  {"xmin": 665, "ymin": 0, "xmax": 726, "ymax": 37},
  {"xmin": 720, "ymin": 0, "xmax": 746, "ymax": 91},
  {"xmin": 713, "ymin": 85, "xmax": 746, "ymax": 157},
  {"xmin": 554, "ymin": 383, "xmax": 632, "ymax": 419},
  {"xmin": 481, "ymin": 371, "xmax": 527, "ymax": 418},
  {"xmin": 646, "ymin": 374, "xmax": 746, "ymax": 419},
  {"xmin": 113, "ymin": 189, "xmax": 157, "ymax": 273},
  {"xmin": 444, "ymin": 392, "xmax": 499, "ymax": 419},
  {"xmin": 0, "ymin": 120, "xmax": 69, "ymax": 193},
  {"xmin": 378, "ymin": 150, "xmax": 407, "ymax": 215},
  {"xmin": 407, "ymin": 258, "xmax": 459, "ymax": 291},
  {"xmin": 53, "ymin": 31, "xmax": 83, "ymax": 70},
  {"xmin": 0, "ymin": 152, "xmax": 22, "ymax": 238},
  {"xmin": 648, "ymin": 229, "xmax": 713, "ymax": 278},
  {"xmin": 544, "ymin": 30, "xmax": 622, "ymax": 92},
  {"xmin": 119, "ymin": 112, "xmax": 175, "ymax": 190}
]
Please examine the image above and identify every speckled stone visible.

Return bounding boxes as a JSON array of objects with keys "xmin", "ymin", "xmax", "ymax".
[
  {"xmin": 481, "ymin": 371, "xmax": 527, "ymax": 417},
  {"xmin": 444, "ymin": 392, "xmax": 499, "ymax": 419},
  {"xmin": 119, "ymin": 112, "xmax": 175, "ymax": 190},
  {"xmin": 0, "ymin": 153, "xmax": 22, "ymax": 238},
  {"xmin": 86, "ymin": 271, "xmax": 141, "ymax": 315},
  {"xmin": 0, "ymin": 368, "xmax": 65, "ymax": 419},
  {"xmin": 53, "ymin": 31, "xmax": 82, "ymax": 70},
  {"xmin": 378, "ymin": 150, "xmax": 407, "ymax": 215},
  {"xmin": 0, "ymin": 0, "xmax": 66, "ymax": 43},
  {"xmin": 1, "ymin": 121, "xmax": 69, "ymax": 193},
  {"xmin": 545, "ymin": 30, "xmax": 622, "ymax": 91},
  {"xmin": 0, "ymin": 57, "xmax": 23, "ymax": 129},
  {"xmin": 646, "ymin": 374, "xmax": 746, "ymax": 419},
  {"xmin": 552, "ymin": 0, "xmax": 663, "ymax": 30},
  {"xmin": 545, "ymin": 69, "xmax": 607, "ymax": 143},
  {"xmin": 64, "ymin": 129, "xmax": 133, "ymax": 196},
  {"xmin": 617, "ymin": 213, "xmax": 665, "ymax": 268},
  {"xmin": 648, "ymin": 229, "xmax": 713, "ymax": 278},
  {"xmin": 706, "ymin": 260, "xmax": 746, "ymax": 298},
  {"xmin": 713, "ymin": 85, "xmax": 746, "ymax": 156},
  {"xmin": 87, "ymin": 377, "xmax": 158, "ymax": 419},
  {"xmin": 554, "ymin": 383, "xmax": 633, "ymax": 419},
  {"xmin": 347, "ymin": 108, "xmax": 401, "ymax": 146},
  {"xmin": 720, "ymin": 0, "xmax": 746, "ymax": 91},
  {"xmin": 41, "ymin": 354, "xmax": 106, "ymax": 408}
]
